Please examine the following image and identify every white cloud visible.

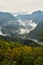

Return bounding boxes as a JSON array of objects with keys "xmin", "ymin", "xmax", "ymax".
[
  {"xmin": 18, "ymin": 19, "xmax": 25, "ymax": 26},
  {"xmin": 17, "ymin": 19, "xmax": 37, "ymax": 34},
  {"xmin": 19, "ymin": 28, "xmax": 26, "ymax": 34},
  {"xmin": 0, "ymin": 27, "xmax": 6, "ymax": 36}
]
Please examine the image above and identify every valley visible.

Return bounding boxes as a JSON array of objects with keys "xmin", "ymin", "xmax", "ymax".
[{"xmin": 0, "ymin": 10, "xmax": 43, "ymax": 65}]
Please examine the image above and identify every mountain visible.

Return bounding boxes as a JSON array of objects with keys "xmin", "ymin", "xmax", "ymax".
[
  {"xmin": 16, "ymin": 10, "xmax": 43, "ymax": 23},
  {"xmin": 0, "ymin": 11, "xmax": 43, "ymax": 37},
  {"xmin": 0, "ymin": 12, "xmax": 16, "ymax": 26},
  {"xmin": 31, "ymin": 11, "xmax": 43, "ymax": 23},
  {"xmin": 0, "ymin": 12, "xmax": 19, "ymax": 36},
  {"xmin": 0, "ymin": 12, "xmax": 37, "ymax": 37},
  {"xmin": 1, "ymin": 20, "xmax": 37, "ymax": 37},
  {"xmin": 27, "ymin": 21, "xmax": 43, "ymax": 42}
]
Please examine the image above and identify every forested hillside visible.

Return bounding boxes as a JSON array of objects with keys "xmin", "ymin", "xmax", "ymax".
[{"xmin": 0, "ymin": 36, "xmax": 43, "ymax": 65}]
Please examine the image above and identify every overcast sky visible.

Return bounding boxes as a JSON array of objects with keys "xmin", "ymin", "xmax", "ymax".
[{"xmin": 0, "ymin": 0, "xmax": 43, "ymax": 13}]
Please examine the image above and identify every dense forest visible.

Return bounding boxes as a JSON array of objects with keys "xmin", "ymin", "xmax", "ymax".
[{"xmin": 0, "ymin": 36, "xmax": 43, "ymax": 65}]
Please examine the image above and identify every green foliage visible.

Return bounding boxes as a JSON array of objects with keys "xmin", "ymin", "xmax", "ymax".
[{"xmin": 0, "ymin": 38, "xmax": 43, "ymax": 65}]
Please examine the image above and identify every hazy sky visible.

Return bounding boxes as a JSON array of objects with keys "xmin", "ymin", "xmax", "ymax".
[{"xmin": 0, "ymin": 0, "xmax": 43, "ymax": 13}]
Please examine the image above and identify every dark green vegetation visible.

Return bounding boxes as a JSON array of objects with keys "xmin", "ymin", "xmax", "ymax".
[
  {"xmin": 0, "ymin": 36, "xmax": 43, "ymax": 65},
  {"xmin": 0, "ymin": 35, "xmax": 41, "ymax": 47}
]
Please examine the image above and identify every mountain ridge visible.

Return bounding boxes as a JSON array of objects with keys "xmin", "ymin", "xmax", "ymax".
[{"xmin": 0, "ymin": 10, "xmax": 43, "ymax": 37}]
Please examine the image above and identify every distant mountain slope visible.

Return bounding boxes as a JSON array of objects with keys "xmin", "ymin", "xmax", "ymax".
[
  {"xmin": 0, "ymin": 12, "xmax": 16, "ymax": 26},
  {"xmin": 16, "ymin": 11, "xmax": 43, "ymax": 23},
  {"xmin": 27, "ymin": 21, "xmax": 43, "ymax": 42},
  {"xmin": 31, "ymin": 11, "xmax": 43, "ymax": 23}
]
